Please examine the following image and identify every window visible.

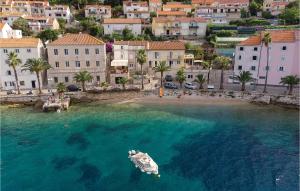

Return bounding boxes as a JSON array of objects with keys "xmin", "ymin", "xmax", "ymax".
[
  {"xmin": 95, "ymin": 48, "xmax": 99, "ymax": 54},
  {"xmin": 279, "ymin": 66, "xmax": 284, "ymax": 71},
  {"xmin": 259, "ymin": 76, "xmax": 265, "ymax": 79},
  {"xmin": 254, "ymin": 47, "xmax": 258, "ymax": 51},
  {"xmin": 65, "ymin": 77, "xmax": 69, "ymax": 82},
  {"xmin": 155, "ymin": 52, "xmax": 159, "ymax": 59},
  {"xmin": 96, "ymin": 61, "xmax": 100, "ymax": 66},
  {"xmin": 169, "ymin": 61, "xmax": 173, "ymax": 67},
  {"xmin": 75, "ymin": 61, "xmax": 80, "ymax": 67},
  {"xmin": 64, "ymin": 49, "xmax": 68, "ymax": 55},
  {"xmin": 27, "ymin": 49, "xmax": 31, "ymax": 53},
  {"xmin": 121, "ymin": 46, "xmax": 124, "ymax": 50},
  {"xmin": 75, "ymin": 49, "xmax": 79, "ymax": 55},
  {"xmin": 3, "ymin": 49, "xmax": 8, "ymax": 53},
  {"xmin": 54, "ymin": 49, "xmax": 58, "ymax": 55},
  {"xmin": 96, "ymin": 76, "xmax": 100, "ymax": 81},
  {"xmin": 188, "ymin": 74, "xmax": 193, "ymax": 79},
  {"xmin": 7, "ymin": 70, "xmax": 11, "ymax": 75},
  {"xmin": 15, "ymin": 49, "xmax": 19, "ymax": 53},
  {"xmin": 155, "ymin": 61, "xmax": 158, "ymax": 67},
  {"xmin": 251, "ymin": 66, "xmax": 256, "ymax": 71},
  {"xmin": 65, "ymin": 61, "xmax": 69, "ymax": 67},
  {"xmin": 4, "ymin": 82, "xmax": 7, "ymax": 87},
  {"xmin": 238, "ymin": 65, "xmax": 242, "ymax": 70},
  {"xmin": 238, "ymin": 55, "xmax": 241, "ymax": 60},
  {"xmin": 282, "ymin": 46, "xmax": 287, "ymax": 50},
  {"xmin": 20, "ymin": 81, "xmax": 25, "ymax": 86},
  {"xmin": 86, "ymin": 61, "xmax": 90, "ymax": 67},
  {"xmin": 55, "ymin": 62, "xmax": 59, "ymax": 67},
  {"xmin": 85, "ymin": 49, "xmax": 89, "ymax": 54},
  {"xmin": 54, "ymin": 77, "xmax": 58, "ymax": 83},
  {"xmin": 149, "ymin": 61, "xmax": 152, "ymax": 67},
  {"xmin": 239, "ymin": 47, "xmax": 244, "ymax": 51},
  {"xmin": 252, "ymin": 56, "xmax": 257, "ymax": 60}
]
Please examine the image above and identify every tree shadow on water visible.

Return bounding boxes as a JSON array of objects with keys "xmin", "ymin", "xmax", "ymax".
[
  {"xmin": 66, "ymin": 132, "xmax": 90, "ymax": 150},
  {"xmin": 52, "ymin": 156, "xmax": 78, "ymax": 171},
  {"xmin": 77, "ymin": 163, "xmax": 102, "ymax": 191}
]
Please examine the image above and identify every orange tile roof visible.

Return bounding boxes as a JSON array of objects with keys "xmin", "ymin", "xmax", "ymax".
[
  {"xmin": 148, "ymin": 41, "xmax": 185, "ymax": 50},
  {"xmin": 0, "ymin": 37, "xmax": 40, "ymax": 48},
  {"xmin": 0, "ymin": 22, "xmax": 6, "ymax": 30},
  {"xmin": 157, "ymin": 10, "xmax": 186, "ymax": 16},
  {"xmin": 123, "ymin": 1, "xmax": 148, "ymax": 7},
  {"xmin": 149, "ymin": 0, "xmax": 161, "ymax": 3},
  {"xmin": 239, "ymin": 30, "xmax": 298, "ymax": 46},
  {"xmin": 192, "ymin": 0, "xmax": 214, "ymax": 5},
  {"xmin": 153, "ymin": 17, "xmax": 206, "ymax": 23},
  {"xmin": 48, "ymin": 33, "xmax": 104, "ymax": 46},
  {"xmin": 217, "ymin": 0, "xmax": 249, "ymax": 4},
  {"xmin": 103, "ymin": 18, "xmax": 141, "ymax": 24},
  {"xmin": 85, "ymin": 4, "xmax": 111, "ymax": 9},
  {"xmin": 163, "ymin": 3, "xmax": 193, "ymax": 9}
]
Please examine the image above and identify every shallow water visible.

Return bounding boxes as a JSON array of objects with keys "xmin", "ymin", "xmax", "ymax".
[{"xmin": 1, "ymin": 102, "xmax": 299, "ymax": 191}]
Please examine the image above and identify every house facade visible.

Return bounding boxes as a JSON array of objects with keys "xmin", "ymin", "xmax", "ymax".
[
  {"xmin": 262, "ymin": 0, "xmax": 295, "ymax": 16},
  {"xmin": 84, "ymin": 5, "xmax": 111, "ymax": 20},
  {"xmin": 47, "ymin": 34, "xmax": 107, "ymax": 87},
  {"xmin": 0, "ymin": 0, "xmax": 49, "ymax": 15},
  {"xmin": 149, "ymin": 0, "xmax": 162, "ymax": 12},
  {"xmin": 234, "ymin": 30, "xmax": 299, "ymax": 86},
  {"xmin": 152, "ymin": 17, "xmax": 207, "ymax": 37},
  {"xmin": 123, "ymin": 1, "xmax": 150, "ymax": 23},
  {"xmin": 112, "ymin": 41, "xmax": 185, "ymax": 82},
  {"xmin": 0, "ymin": 22, "xmax": 22, "ymax": 38},
  {"xmin": 23, "ymin": 15, "xmax": 59, "ymax": 32},
  {"xmin": 0, "ymin": 12, "xmax": 25, "ymax": 25},
  {"xmin": 103, "ymin": 18, "xmax": 142, "ymax": 35},
  {"xmin": 44, "ymin": 5, "xmax": 72, "ymax": 22},
  {"xmin": 0, "ymin": 37, "xmax": 44, "ymax": 90}
]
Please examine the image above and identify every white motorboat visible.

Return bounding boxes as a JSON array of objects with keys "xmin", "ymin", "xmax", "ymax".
[{"xmin": 128, "ymin": 150, "xmax": 160, "ymax": 177}]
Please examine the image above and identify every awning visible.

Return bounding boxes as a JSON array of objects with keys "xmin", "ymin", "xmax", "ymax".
[{"xmin": 111, "ymin": 60, "xmax": 128, "ymax": 67}]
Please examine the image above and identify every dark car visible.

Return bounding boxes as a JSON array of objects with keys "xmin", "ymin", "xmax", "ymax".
[
  {"xmin": 164, "ymin": 82, "xmax": 178, "ymax": 89},
  {"xmin": 67, "ymin": 85, "xmax": 81, "ymax": 92},
  {"xmin": 7, "ymin": 90, "xmax": 16, "ymax": 95},
  {"xmin": 165, "ymin": 75, "xmax": 173, "ymax": 82}
]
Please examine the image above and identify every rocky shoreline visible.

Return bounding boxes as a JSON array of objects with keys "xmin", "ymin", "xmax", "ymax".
[{"xmin": 0, "ymin": 90, "xmax": 299, "ymax": 110}]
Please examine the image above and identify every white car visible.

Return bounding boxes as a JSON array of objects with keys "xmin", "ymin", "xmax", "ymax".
[{"xmin": 184, "ymin": 82, "xmax": 197, "ymax": 90}]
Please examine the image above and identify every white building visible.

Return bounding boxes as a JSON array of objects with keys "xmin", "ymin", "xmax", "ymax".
[
  {"xmin": 152, "ymin": 17, "xmax": 207, "ymax": 37},
  {"xmin": 123, "ymin": 1, "xmax": 150, "ymax": 23},
  {"xmin": 0, "ymin": 22, "xmax": 22, "ymax": 38},
  {"xmin": 47, "ymin": 33, "xmax": 107, "ymax": 87},
  {"xmin": 149, "ymin": 0, "xmax": 162, "ymax": 12},
  {"xmin": 0, "ymin": 0, "xmax": 49, "ymax": 15},
  {"xmin": 44, "ymin": 5, "xmax": 72, "ymax": 23},
  {"xmin": 103, "ymin": 18, "xmax": 142, "ymax": 35},
  {"xmin": 84, "ymin": 5, "xmax": 111, "ymax": 20},
  {"xmin": 23, "ymin": 15, "xmax": 60, "ymax": 32},
  {"xmin": 0, "ymin": 12, "xmax": 25, "ymax": 26},
  {"xmin": 0, "ymin": 37, "xmax": 44, "ymax": 90}
]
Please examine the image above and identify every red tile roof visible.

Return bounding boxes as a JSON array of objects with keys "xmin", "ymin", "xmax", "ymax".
[
  {"xmin": 103, "ymin": 18, "xmax": 142, "ymax": 24},
  {"xmin": 48, "ymin": 33, "xmax": 104, "ymax": 46},
  {"xmin": 153, "ymin": 17, "xmax": 206, "ymax": 23},
  {"xmin": 0, "ymin": 37, "xmax": 41, "ymax": 48},
  {"xmin": 157, "ymin": 10, "xmax": 186, "ymax": 16}
]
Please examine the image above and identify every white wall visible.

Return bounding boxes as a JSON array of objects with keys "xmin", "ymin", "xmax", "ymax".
[{"xmin": 103, "ymin": 23, "xmax": 142, "ymax": 35}]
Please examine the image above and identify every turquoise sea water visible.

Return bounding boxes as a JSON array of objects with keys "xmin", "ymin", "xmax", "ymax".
[{"xmin": 1, "ymin": 102, "xmax": 299, "ymax": 191}]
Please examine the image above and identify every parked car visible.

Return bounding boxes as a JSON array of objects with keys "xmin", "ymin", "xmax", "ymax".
[
  {"xmin": 184, "ymin": 82, "xmax": 197, "ymax": 90},
  {"xmin": 67, "ymin": 85, "xmax": 81, "ymax": 92},
  {"xmin": 207, "ymin": 85, "xmax": 215, "ymax": 90},
  {"xmin": 165, "ymin": 75, "xmax": 173, "ymax": 82},
  {"xmin": 7, "ymin": 90, "xmax": 16, "ymax": 95},
  {"xmin": 164, "ymin": 82, "xmax": 178, "ymax": 89}
]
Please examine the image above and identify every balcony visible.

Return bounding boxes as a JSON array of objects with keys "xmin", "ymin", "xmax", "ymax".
[{"xmin": 110, "ymin": 66, "xmax": 128, "ymax": 74}]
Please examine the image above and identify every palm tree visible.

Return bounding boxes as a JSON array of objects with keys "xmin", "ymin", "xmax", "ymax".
[
  {"xmin": 202, "ymin": 61, "xmax": 213, "ymax": 84},
  {"xmin": 118, "ymin": 77, "xmax": 128, "ymax": 90},
  {"xmin": 22, "ymin": 58, "xmax": 51, "ymax": 94},
  {"xmin": 213, "ymin": 56, "xmax": 231, "ymax": 90},
  {"xmin": 194, "ymin": 74, "xmax": 206, "ymax": 89},
  {"xmin": 56, "ymin": 82, "xmax": 66, "ymax": 99},
  {"xmin": 176, "ymin": 67, "xmax": 186, "ymax": 88},
  {"xmin": 280, "ymin": 75, "xmax": 299, "ymax": 95},
  {"xmin": 7, "ymin": 52, "xmax": 22, "ymax": 94},
  {"xmin": 153, "ymin": 61, "xmax": 171, "ymax": 87},
  {"xmin": 262, "ymin": 32, "xmax": 272, "ymax": 93},
  {"xmin": 137, "ymin": 49, "xmax": 147, "ymax": 90},
  {"xmin": 234, "ymin": 71, "xmax": 253, "ymax": 91},
  {"xmin": 74, "ymin": 71, "xmax": 93, "ymax": 92}
]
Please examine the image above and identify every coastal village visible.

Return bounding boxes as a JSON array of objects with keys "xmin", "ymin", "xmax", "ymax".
[{"xmin": 0, "ymin": 0, "xmax": 299, "ymax": 109}]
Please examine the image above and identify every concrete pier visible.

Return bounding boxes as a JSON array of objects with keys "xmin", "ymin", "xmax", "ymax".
[{"xmin": 42, "ymin": 98, "xmax": 70, "ymax": 112}]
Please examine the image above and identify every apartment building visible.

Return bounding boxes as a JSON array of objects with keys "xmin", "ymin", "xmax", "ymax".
[
  {"xmin": 84, "ymin": 5, "xmax": 111, "ymax": 20},
  {"xmin": 23, "ymin": 15, "xmax": 59, "ymax": 32},
  {"xmin": 112, "ymin": 40, "xmax": 185, "ymax": 81},
  {"xmin": 234, "ymin": 30, "xmax": 299, "ymax": 86},
  {"xmin": 192, "ymin": 0, "xmax": 214, "ymax": 7},
  {"xmin": 149, "ymin": 0, "xmax": 162, "ymax": 12},
  {"xmin": 0, "ymin": 22, "xmax": 22, "ymax": 38},
  {"xmin": 44, "ymin": 5, "xmax": 72, "ymax": 22},
  {"xmin": 162, "ymin": 2, "xmax": 193, "ymax": 14},
  {"xmin": 123, "ymin": 1, "xmax": 150, "ymax": 22},
  {"xmin": 152, "ymin": 17, "xmax": 207, "ymax": 37},
  {"xmin": 0, "ymin": 0, "xmax": 49, "ymax": 15},
  {"xmin": 263, "ymin": 0, "xmax": 294, "ymax": 16},
  {"xmin": 194, "ymin": 0, "xmax": 249, "ymax": 24},
  {"xmin": 47, "ymin": 33, "xmax": 106, "ymax": 87},
  {"xmin": 0, "ymin": 37, "xmax": 44, "ymax": 90},
  {"xmin": 0, "ymin": 12, "xmax": 25, "ymax": 25},
  {"xmin": 103, "ymin": 18, "xmax": 142, "ymax": 35}
]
